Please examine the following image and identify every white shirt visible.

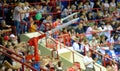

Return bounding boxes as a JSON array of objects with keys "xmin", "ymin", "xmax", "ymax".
[
  {"xmin": 109, "ymin": 50, "xmax": 117, "ymax": 59},
  {"xmin": 72, "ymin": 42, "xmax": 80, "ymax": 51},
  {"xmin": 104, "ymin": 3, "xmax": 109, "ymax": 8},
  {"xmin": 84, "ymin": 44, "xmax": 90, "ymax": 52},
  {"xmin": 86, "ymin": 27, "xmax": 93, "ymax": 39},
  {"xmin": 106, "ymin": 36, "xmax": 114, "ymax": 43},
  {"xmin": 84, "ymin": 56, "xmax": 94, "ymax": 68},
  {"xmin": 13, "ymin": 6, "xmax": 23, "ymax": 21},
  {"xmin": 104, "ymin": 25, "xmax": 113, "ymax": 39},
  {"xmin": 24, "ymin": 6, "xmax": 30, "ymax": 18},
  {"xmin": 81, "ymin": 42, "xmax": 90, "ymax": 52},
  {"xmin": 110, "ymin": 2, "xmax": 116, "ymax": 7}
]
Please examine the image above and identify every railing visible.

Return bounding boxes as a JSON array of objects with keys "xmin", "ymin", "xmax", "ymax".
[
  {"xmin": 41, "ymin": 31, "xmax": 104, "ymax": 71},
  {"xmin": 58, "ymin": 42, "xmax": 103, "ymax": 71},
  {"xmin": 0, "ymin": 45, "xmax": 37, "ymax": 71}
]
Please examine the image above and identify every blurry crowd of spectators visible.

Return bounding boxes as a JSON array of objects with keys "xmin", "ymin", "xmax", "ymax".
[{"xmin": 0, "ymin": 0, "xmax": 120, "ymax": 71}]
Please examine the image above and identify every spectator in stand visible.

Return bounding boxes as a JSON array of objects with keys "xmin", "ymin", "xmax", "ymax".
[
  {"xmin": 61, "ymin": 5, "xmax": 72, "ymax": 17},
  {"xmin": 113, "ymin": 33, "xmax": 120, "ymax": 42},
  {"xmin": 1, "ymin": 0, "xmax": 9, "ymax": 19},
  {"xmin": 104, "ymin": 22, "xmax": 113, "ymax": 39},
  {"xmin": 41, "ymin": 15, "xmax": 53, "ymax": 31},
  {"xmin": 89, "ymin": 36, "xmax": 100, "ymax": 50},
  {"xmin": 83, "ymin": 1, "xmax": 91, "ymax": 11},
  {"xmin": 109, "ymin": 0, "xmax": 117, "ymax": 13},
  {"xmin": 36, "ymin": 4, "xmax": 44, "ymax": 14},
  {"xmin": 0, "ymin": 20, "xmax": 11, "ymax": 36},
  {"xmin": 72, "ymin": 38, "xmax": 80, "ymax": 52},
  {"xmin": 103, "ymin": 0, "xmax": 110, "ymax": 10},
  {"xmin": 110, "ymin": 0, "xmax": 116, "ymax": 8},
  {"xmin": 107, "ymin": 44, "xmax": 118, "ymax": 61},
  {"xmin": 103, "ymin": 10, "xmax": 110, "ymax": 18},
  {"xmin": 0, "ymin": 34, "xmax": 4, "ymax": 45},
  {"xmin": 9, "ymin": 34, "xmax": 18, "ymax": 45},
  {"xmin": 2, "ymin": 44, "xmax": 14, "ymax": 63},
  {"xmin": 75, "ymin": 23, "xmax": 85, "ymax": 34},
  {"xmin": 83, "ymin": 51, "xmax": 95, "ymax": 71},
  {"xmin": 93, "ymin": 1, "xmax": 101, "ymax": 12},
  {"xmin": 87, "ymin": 12, "xmax": 95, "ymax": 20},
  {"xmin": 56, "ymin": 61, "xmax": 63, "ymax": 71},
  {"xmin": 3, "ymin": 47, "xmax": 22, "ymax": 71},
  {"xmin": 13, "ymin": 2, "xmax": 27, "ymax": 35},
  {"xmin": 67, "ymin": 63, "xmax": 79, "ymax": 71},
  {"xmin": 78, "ymin": 2, "xmax": 84, "ymax": 10},
  {"xmin": 85, "ymin": 22, "xmax": 99, "ymax": 41},
  {"xmin": 111, "ymin": 60, "xmax": 118, "ymax": 71},
  {"xmin": 80, "ymin": 11, "xmax": 88, "ymax": 21},
  {"xmin": 81, "ymin": 38, "xmax": 90, "ymax": 55},
  {"xmin": 29, "ymin": 17, "xmax": 37, "ymax": 32},
  {"xmin": 106, "ymin": 65, "xmax": 113, "ymax": 71},
  {"xmin": 23, "ymin": 2, "xmax": 30, "ymax": 22}
]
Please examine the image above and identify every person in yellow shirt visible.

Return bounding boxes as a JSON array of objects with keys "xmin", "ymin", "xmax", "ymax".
[{"xmin": 29, "ymin": 17, "xmax": 37, "ymax": 32}]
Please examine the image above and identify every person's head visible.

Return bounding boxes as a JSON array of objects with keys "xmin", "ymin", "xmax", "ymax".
[
  {"xmin": 92, "ymin": 37, "xmax": 96, "ymax": 41},
  {"xmin": 73, "ymin": 62, "xmax": 80, "ymax": 69},
  {"xmin": 86, "ymin": 51, "xmax": 91, "ymax": 57},
  {"xmin": 67, "ymin": 5, "xmax": 71, "ymax": 9},
  {"xmin": 111, "ymin": 0, "xmax": 115, "ymax": 3},
  {"xmin": 85, "ymin": 1, "xmax": 90, "ymax": 5},
  {"xmin": 46, "ymin": 15, "xmax": 52, "ymax": 20},
  {"xmin": 74, "ymin": 38, "xmax": 79, "ymax": 43},
  {"xmin": 57, "ymin": 61, "xmax": 63, "ymax": 67},
  {"xmin": 97, "ymin": 11, "xmax": 103, "ymax": 17},
  {"xmin": 106, "ymin": 65, "xmax": 113, "ymax": 71},
  {"xmin": 83, "ymin": 38, "xmax": 88, "ymax": 44},
  {"xmin": 18, "ymin": 2, "xmax": 23, "ymax": 7},
  {"xmin": 109, "ymin": 44, "xmax": 113, "ymax": 50},
  {"xmin": 79, "ymin": 2, "xmax": 83, "ymax": 6},
  {"xmin": 1, "ymin": 20, "xmax": 6, "ymax": 27},
  {"xmin": 67, "ymin": 67, "xmax": 75, "ymax": 71},
  {"xmin": 88, "ymin": 12, "xmax": 93, "ymax": 17},
  {"xmin": 78, "ymin": 23, "xmax": 83, "ymax": 29},
  {"xmin": 62, "ymin": 28, "xmax": 67, "ymax": 33},
  {"xmin": 14, "ymin": 46, "xmax": 19, "ymax": 52},
  {"xmin": 9, "ymin": 34, "xmax": 18, "ymax": 44},
  {"xmin": 71, "ymin": 4, "xmax": 76, "ymax": 10},
  {"xmin": 105, "ymin": 0, "xmax": 108, "ymax": 3},
  {"xmin": 25, "ymin": 2, "xmax": 29, "ymax": 7}
]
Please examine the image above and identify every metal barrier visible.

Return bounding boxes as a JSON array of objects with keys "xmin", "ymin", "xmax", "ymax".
[
  {"xmin": 58, "ymin": 42, "xmax": 103, "ymax": 71},
  {"xmin": 0, "ymin": 45, "xmax": 37, "ymax": 71}
]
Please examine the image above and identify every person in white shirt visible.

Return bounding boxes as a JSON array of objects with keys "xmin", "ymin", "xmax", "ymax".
[
  {"xmin": 106, "ymin": 34, "xmax": 114, "ymax": 43},
  {"xmin": 86, "ymin": 24, "xmax": 99, "ymax": 41},
  {"xmin": 104, "ymin": 23, "xmax": 113, "ymax": 39},
  {"xmin": 80, "ymin": 39, "xmax": 91, "ymax": 55},
  {"xmin": 86, "ymin": 26, "xmax": 93, "ymax": 40},
  {"xmin": 103, "ymin": 0, "xmax": 109, "ymax": 9},
  {"xmin": 83, "ymin": 51, "xmax": 95, "ymax": 71},
  {"xmin": 83, "ymin": 1, "xmax": 91, "ymax": 10},
  {"xmin": 24, "ymin": 2, "xmax": 30, "ymax": 20},
  {"xmin": 108, "ymin": 45, "xmax": 118, "ymax": 61},
  {"xmin": 72, "ymin": 38, "xmax": 80, "ymax": 52},
  {"xmin": 110, "ymin": 0, "xmax": 116, "ymax": 7}
]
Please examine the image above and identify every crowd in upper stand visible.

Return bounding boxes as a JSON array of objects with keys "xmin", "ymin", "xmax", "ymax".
[{"xmin": 0, "ymin": 0, "xmax": 120, "ymax": 71}]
